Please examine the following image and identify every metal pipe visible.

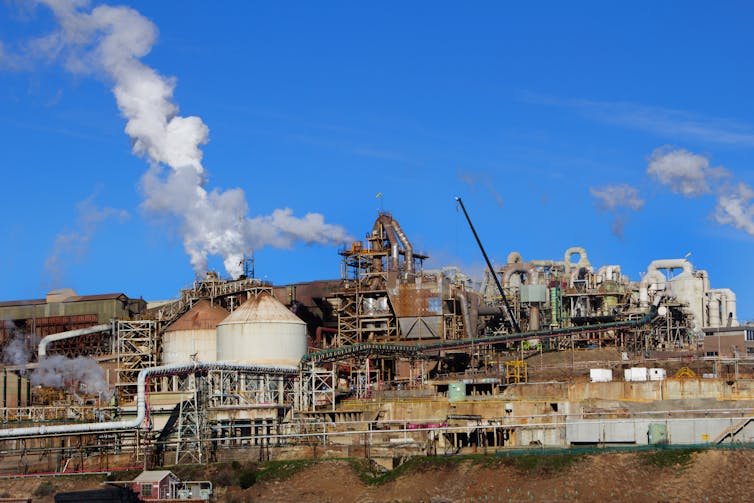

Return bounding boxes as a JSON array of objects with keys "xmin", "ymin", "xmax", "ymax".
[
  {"xmin": 456, "ymin": 289, "xmax": 475, "ymax": 339},
  {"xmin": 454, "ymin": 196, "xmax": 520, "ymax": 333},
  {"xmin": 38, "ymin": 324, "xmax": 112, "ymax": 359},
  {"xmin": 390, "ymin": 218, "xmax": 414, "ymax": 275},
  {"xmin": 0, "ymin": 362, "xmax": 297, "ymax": 439}
]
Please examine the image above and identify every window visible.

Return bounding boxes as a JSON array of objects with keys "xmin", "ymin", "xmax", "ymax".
[
  {"xmin": 746, "ymin": 329, "xmax": 754, "ymax": 341},
  {"xmin": 141, "ymin": 484, "xmax": 153, "ymax": 497},
  {"xmin": 706, "ymin": 351, "xmax": 718, "ymax": 357}
]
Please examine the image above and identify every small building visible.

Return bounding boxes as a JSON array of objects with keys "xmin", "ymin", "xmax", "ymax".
[
  {"xmin": 702, "ymin": 326, "xmax": 754, "ymax": 358},
  {"xmin": 131, "ymin": 470, "xmax": 179, "ymax": 500}
]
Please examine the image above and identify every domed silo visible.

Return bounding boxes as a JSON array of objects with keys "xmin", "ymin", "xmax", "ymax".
[
  {"xmin": 216, "ymin": 293, "xmax": 307, "ymax": 366},
  {"xmin": 162, "ymin": 300, "xmax": 228, "ymax": 365}
]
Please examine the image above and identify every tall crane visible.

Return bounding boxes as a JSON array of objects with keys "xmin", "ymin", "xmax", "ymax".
[{"xmin": 455, "ymin": 196, "xmax": 521, "ymax": 333}]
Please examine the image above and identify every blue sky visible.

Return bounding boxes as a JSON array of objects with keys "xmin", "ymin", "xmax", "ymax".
[{"xmin": 2, "ymin": 1, "xmax": 754, "ymax": 320}]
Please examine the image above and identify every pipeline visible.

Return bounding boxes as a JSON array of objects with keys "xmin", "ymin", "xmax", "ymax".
[
  {"xmin": 0, "ymin": 362, "xmax": 297, "ymax": 439},
  {"xmin": 304, "ymin": 305, "xmax": 659, "ymax": 363},
  {"xmin": 38, "ymin": 324, "xmax": 112, "ymax": 359}
]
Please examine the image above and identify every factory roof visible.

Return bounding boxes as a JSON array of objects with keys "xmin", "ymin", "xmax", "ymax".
[
  {"xmin": 132, "ymin": 470, "xmax": 177, "ymax": 483},
  {"xmin": 0, "ymin": 292, "xmax": 130, "ymax": 308},
  {"xmin": 165, "ymin": 299, "xmax": 229, "ymax": 332},
  {"xmin": 218, "ymin": 292, "xmax": 305, "ymax": 325}
]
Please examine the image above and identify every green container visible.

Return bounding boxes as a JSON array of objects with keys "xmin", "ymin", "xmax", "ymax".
[
  {"xmin": 448, "ymin": 381, "xmax": 467, "ymax": 402},
  {"xmin": 648, "ymin": 423, "xmax": 668, "ymax": 444}
]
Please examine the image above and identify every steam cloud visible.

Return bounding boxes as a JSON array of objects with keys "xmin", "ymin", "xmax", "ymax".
[
  {"xmin": 4, "ymin": 0, "xmax": 349, "ymax": 278},
  {"xmin": 647, "ymin": 147, "xmax": 729, "ymax": 196},
  {"xmin": 2, "ymin": 327, "xmax": 110, "ymax": 396},
  {"xmin": 32, "ymin": 355, "xmax": 110, "ymax": 396}
]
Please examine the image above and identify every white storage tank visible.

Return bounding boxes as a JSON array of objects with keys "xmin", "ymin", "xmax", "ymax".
[
  {"xmin": 162, "ymin": 300, "xmax": 228, "ymax": 365},
  {"xmin": 216, "ymin": 293, "xmax": 307, "ymax": 366},
  {"xmin": 590, "ymin": 368, "xmax": 613, "ymax": 382}
]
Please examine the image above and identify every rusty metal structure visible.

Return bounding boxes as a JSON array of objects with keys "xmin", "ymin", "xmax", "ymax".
[{"xmin": 0, "ymin": 207, "xmax": 748, "ymax": 478}]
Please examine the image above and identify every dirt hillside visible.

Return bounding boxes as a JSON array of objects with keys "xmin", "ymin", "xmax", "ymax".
[{"xmin": 1, "ymin": 448, "xmax": 752, "ymax": 502}]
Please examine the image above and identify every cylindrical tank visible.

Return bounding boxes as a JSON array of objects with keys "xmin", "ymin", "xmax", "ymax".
[
  {"xmin": 216, "ymin": 293, "xmax": 307, "ymax": 366},
  {"xmin": 162, "ymin": 300, "xmax": 228, "ymax": 365}
]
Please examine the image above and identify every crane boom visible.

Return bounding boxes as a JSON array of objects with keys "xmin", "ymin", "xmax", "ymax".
[{"xmin": 455, "ymin": 196, "xmax": 521, "ymax": 333}]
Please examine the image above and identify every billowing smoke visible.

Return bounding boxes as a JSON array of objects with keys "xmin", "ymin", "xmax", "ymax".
[
  {"xmin": 2, "ymin": 328, "xmax": 36, "ymax": 373},
  {"xmin": 32, "ymin": 355, "xmax": 110, "ymax": 396},
  {"xmin": 2, "ymin": 324, "xmax": 109, "ymax": 395},
  {"xmin": 714, "ymin": 182, "xmax": 754, "ymax": 236},
  {"xmin": 589, "ymin": 184, "xmax": 644, "ymax": 239},
  {"xmin": 5, "ymin": 0, "xmax": 349, "ymax": 278},
  {"xmin": 647, "ymin": 147, "xmax": 729, "ymax": 196}
]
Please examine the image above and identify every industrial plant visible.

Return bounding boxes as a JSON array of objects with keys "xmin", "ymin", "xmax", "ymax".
[{"xmin": 0, "ymin": 206, "xmax": 752, "ymax": 481}]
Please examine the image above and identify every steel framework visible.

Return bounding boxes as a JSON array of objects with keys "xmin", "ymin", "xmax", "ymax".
[{"xmin": 115, "ymin": 320, "xmax": 159, "ymax": 401}]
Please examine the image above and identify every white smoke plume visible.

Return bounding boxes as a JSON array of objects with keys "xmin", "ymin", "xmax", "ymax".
[
  {"xmin": 45, "ymin": 192, "xmax": 129, "ymax": 287},
  {"xmin": 647, "ymin": 147, "xmax": 729, "ymax": 197},
  {"xmin": 714, "ymin": 182, "xmax": 754, "ymax": 236},
  {"xmin": 32, "ymin": 355, "xmax": 110, "ymax": 396},
  {"xmin": 5, "ymin": 0, "xmax": 350, "ymax": 278},
  {"xmin": 2, "ymin": 329, "xmax": 35, "ymax": 373}
]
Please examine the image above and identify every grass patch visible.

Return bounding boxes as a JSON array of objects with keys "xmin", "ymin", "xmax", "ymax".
[
  {"xmin": 255, "ymin": 459, "xmax": 315, "ymax": 482},
  {"xmin": 641, "ymin": 448, "xmax": 699, "ymax": 468},
  {"xmin": 500, "ymin": 453, "xmax": 584, "ymax": 474}
]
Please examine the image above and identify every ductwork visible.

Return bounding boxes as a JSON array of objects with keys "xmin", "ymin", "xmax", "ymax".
[
  {"xmin": 646, "ymin": 259, "xmax": 693, "ymax": 277},
  {"xmin": 373, "ymin": 214, "xmax": 414, "ymax": 275},
  {"xmin": 0, "ymin": 362, "xmax": 297, "ymax": 439},
  {"xmin": 38, "ymin": 324, "xmax": 112, "ymax": 360},
  {"xmin": 639, "ymin": 269, "xmax": 667, "ymax": 309},
  {"xmin": 711, "ymin": 288, "xmax": 738, "ymax": 327},
  {"xmin": 390, "ymin": 218, "xmax": 414, "ymax": 275},
  {"xmin": 506, "ymin": 252, "xmax": 523, "ymax": 264},
  {"xmin": 501, "ymin": 263, "xmax": 537, "ymax": 287},
  {"xmin": 564, "ymin": 247, "xmax": 591, "ymax": 275},
  {"xmin": 456, "ymin": 289, "xmax": 475, "ymax": 338}
]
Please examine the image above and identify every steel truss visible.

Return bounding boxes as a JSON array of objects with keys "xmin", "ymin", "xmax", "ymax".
[{"xmin": 115, "ymin": 320, "xmax": 159, "ymax": 401}]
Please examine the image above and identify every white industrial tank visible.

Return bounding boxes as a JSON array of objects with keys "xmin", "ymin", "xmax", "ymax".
[
  {"xmin": 162, "ymin": 300, "xmax": 228, "ymax": 365},
  {"xmin": 216, "ymin": 293, "xmax": 307, "ymax": 366}
]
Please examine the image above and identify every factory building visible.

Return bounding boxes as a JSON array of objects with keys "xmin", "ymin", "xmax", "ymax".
[{"xmin": 0, "ymin": 210, "xmax": 751, "ymax": 475}]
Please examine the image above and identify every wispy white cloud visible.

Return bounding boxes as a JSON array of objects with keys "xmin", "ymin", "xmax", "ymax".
[
  {"xmin": 589, "ymin": 184, "xmax": 644, "ymax": 211},
  {"xmin": 589, "ymin": 183, "xmax": 644, "ymax": 239},
  {"xmin": 647, "ymin": 147, "xmax": 729, "ymax": 197},
  {"xmin": 714, "ymin": 182, "xmax": 754, "ymax": 236},
  {"xmin": 45, "ymin": 191, "xmax": 130, "ymax": 287},
  {"xmin": 458, "ymin": 169, "xmax": 504, "ymax": 207},
  {"xmin": 525, "ymin": 93, "xmax": 754, "ymax": 147}
]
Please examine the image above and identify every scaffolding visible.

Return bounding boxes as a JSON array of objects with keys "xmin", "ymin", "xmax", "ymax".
[
  {"xmin": 175, "ymin": 374, "xmax": 206, "ymax": 464},
  {"xmin": 115, "ymin": 320, "xmax": 159, "ymax": 401}
]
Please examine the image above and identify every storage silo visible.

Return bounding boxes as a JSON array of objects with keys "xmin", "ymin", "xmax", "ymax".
[
  {"xmin": 162, "ymin": 300, "xmax": 228, "ymax": 365},
  {"xmin": 216, "ymin": 293, "xmax": 307, "ymax": 366}
]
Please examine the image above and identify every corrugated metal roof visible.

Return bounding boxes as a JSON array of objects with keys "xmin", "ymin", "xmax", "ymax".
[
  {"xmin": 0, "ymin": 292, "xmax": 130, "ymax": 308},
  {"xmin": 165, "ymin": 299, "xmax": 229, "ymax": 332},
  {"xmin": 218, "ymin": 293, "xmax": 305, "ymax": 325},
  {"xmin": 133, "ymin": 470, "xmax": 176, "ymax": 483}
]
